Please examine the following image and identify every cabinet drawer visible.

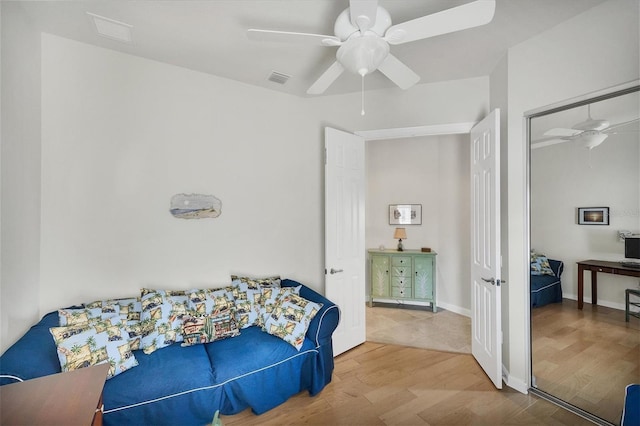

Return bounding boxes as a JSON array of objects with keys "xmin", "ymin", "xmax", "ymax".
[
  {"xmin": 590, "ymin": 266, "xmax": 614, "ymax": 274},
  {"xmin": 391, "ymin": 286, "xmax": 412, "ymax": 298},
  {"xmin": 392, "ymin": 266, "xmax": 410, "ymax": 277},
  {"xmin": 391, "ymin": 256, "xmax": 411, "ymax": 267},
  {"xmin": 391, "ymin": 276, "xmax": 412, "ymax": 288}
]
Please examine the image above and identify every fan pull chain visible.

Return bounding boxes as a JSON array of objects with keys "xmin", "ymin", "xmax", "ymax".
[{"xmin": 361, "ymin": 74, "xmax": 365, "ymax": 116}]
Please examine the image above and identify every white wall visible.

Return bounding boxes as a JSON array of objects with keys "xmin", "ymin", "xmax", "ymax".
[
  {"xmin": 307, "ymin": 76, "xmax": 490, "ymax": 131},
  {"xmin": 506, "ymin": 0, "xmax": 639, "ymax": 389},
  {"xmin": 365, "ymin": 135, "xmax": 471, "ymax": 314},
  {"xmin": 0, "ymin": 2, "xmax": 43, "ymax": 354},
  {"xmin": 1, "ymin": 15, "xmax": 489, "ymax": 353},
  {"xmin": 39, "ymin": 34, "xmax": 323, "ymax": 315}
]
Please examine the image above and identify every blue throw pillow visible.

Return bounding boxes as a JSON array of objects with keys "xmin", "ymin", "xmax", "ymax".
[{"xmin": 531, "ymin": 251, "xmax": 555, "ymax": 276}]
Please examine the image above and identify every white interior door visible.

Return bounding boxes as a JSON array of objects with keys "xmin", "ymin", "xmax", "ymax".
[
  {"xmin": 325, "ymin": 127, "xmax": 366, "ymax": 357},
  {"xmin": 470, "ymin": 109, "xmax": 502, "ymax": 389}
]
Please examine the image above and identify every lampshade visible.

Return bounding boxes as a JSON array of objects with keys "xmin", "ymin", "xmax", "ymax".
[
  {"xmin": 336, "ymin": 35, "xmax": 390, "ymax": 76},
  {"xmin": 394, "ymin": 228, "xmax": 407, "ymax": 239},
  {"xmin": 580, "ymin": 132, "xmax": 608, "ymax": 149}
]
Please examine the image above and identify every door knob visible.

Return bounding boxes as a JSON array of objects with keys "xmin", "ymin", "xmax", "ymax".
[
  {"xmin": 330, "ymin": 268, "xmax": 344, "ymax": 274},
  {"xmin": 481, "ymin": 277, "xmax": 505, "ymax": 286}
]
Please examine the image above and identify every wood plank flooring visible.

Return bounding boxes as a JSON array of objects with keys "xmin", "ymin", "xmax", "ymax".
[
  {"xmin": 532, "ymin": 299, "xmax": 640, "ymax": 424},
  {"xmin": 220, "ymin": 299, "xmax": 637, "ymax": 425},
  {"xmin": 366, "ymin": 304, "xmax": 471, "ymax": 353},
  {"xmin": 220, "ymin": 342, "xmax": 588, "ymax": 425}
]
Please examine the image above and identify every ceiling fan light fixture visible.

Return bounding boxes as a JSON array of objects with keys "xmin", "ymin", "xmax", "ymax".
[
  {"xmin": 580, "ymin": 131, "xmax": 608, "ymax": 149},
  {"xmin": 336, "ymin": 35, "xmax": 389, "ymax": 76}
]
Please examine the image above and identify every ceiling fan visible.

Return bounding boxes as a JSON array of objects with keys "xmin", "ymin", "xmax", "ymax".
[
  {"xmin": 247, "ymin": 0, "xmax": 496, "ymax": 95},
  {"xmin": 532, "ymin": 105, "xmax": 640, "ymax": 150}
]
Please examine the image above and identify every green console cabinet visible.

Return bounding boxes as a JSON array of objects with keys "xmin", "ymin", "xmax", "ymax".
[{"xmin": 368, "ymin": 249, "xmax": 437, "ymax": 312}]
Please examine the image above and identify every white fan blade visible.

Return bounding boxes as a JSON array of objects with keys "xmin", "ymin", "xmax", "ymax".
[
  {"xmin": 349, "ymin": 0, "xmax": 378, "ymax": 32},
  {"xmin": 377, "ymin": 54, "xmax": 420, "ymax": 89},
  {"xmin": 543, "ymin": 128, "xmax": 582, "ymax": 137},
  {"xmin": 247, "ymin": 29, "xmax": 341, "ymax": 47},
  {"xmin": 604, "ymin": 117, "xmax": 640, "ymax": 132},
  {"xmin": 530, "ymin": 138, "xmax": 569, "ymax": 150},
  {"xmin": 307, "ymin": 62, "xmax": 345, "ymax": 95},
  {"xmin": 385, "ymin": 0, "xmax": 496, "ymax": 45}
]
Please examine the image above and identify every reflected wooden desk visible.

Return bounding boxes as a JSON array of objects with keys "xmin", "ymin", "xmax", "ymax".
[
  {"xmin": 0, "ymin": 363, "xmax": 109, "ymax": 425},
  {"xmin": 577, "ymin": 259, "xmax": 640, "ymax": 309}
]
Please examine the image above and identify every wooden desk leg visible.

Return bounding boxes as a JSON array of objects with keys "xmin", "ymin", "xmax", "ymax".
[
  {"xmin": 591, "ymin": 270, "xmax": 597, "ymax": 307},
  {"xmin": 578, "ymin": 264, "xmax": 584, "ymax": 309}
]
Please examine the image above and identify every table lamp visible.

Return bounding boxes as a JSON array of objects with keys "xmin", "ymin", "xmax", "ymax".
[{"xmin": 394, "ymin": 227, "xmax": 407, "ymax": 252}]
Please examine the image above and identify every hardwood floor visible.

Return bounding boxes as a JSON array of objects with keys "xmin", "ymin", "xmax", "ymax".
[
  {"xmin": 220, "ymin": 299, "xmax": 637, "ymax": 425},
  {"xmin": 532, "ymin": 298, "xmax": 640, "ymax": 424},
  {"xmin": 221, "ymin": 342, "xmax": 588, "ymax": 425},
  {"xmin": 366, "ymin": 304, "xmax": 471, "ymax": 353}
]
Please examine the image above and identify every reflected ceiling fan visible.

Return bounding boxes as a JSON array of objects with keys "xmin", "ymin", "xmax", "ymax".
[
  {"xmin": 247, "ymin": 0, "xmax": 496, "ymax": 96},
  {"xmin": 532, "ymin": 105, "xmax": 640, "ymax": 150}
]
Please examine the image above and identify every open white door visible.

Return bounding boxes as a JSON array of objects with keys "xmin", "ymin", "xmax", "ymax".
[
  {"xmin": 470, "ymin": 109, "xmax": 502, "ymax": 389},
  {"xmin": 325, "ymin": 127, "xmax": 366, "ymax": 357}
]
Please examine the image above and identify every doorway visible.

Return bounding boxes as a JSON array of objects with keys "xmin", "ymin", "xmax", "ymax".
[
  {"xmin": 360, "ymin": 128, "xmax": 474, "ymax": 353},
  {"xmin": 326, "ymin": 115, "xmax": 503, "ymax": 387}
]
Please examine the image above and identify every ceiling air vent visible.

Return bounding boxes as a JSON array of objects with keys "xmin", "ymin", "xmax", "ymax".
[
  {"xmin": 87, "ymin": 12, "xmax": 133, "ymax": 43},
  {"xmin": 267, "ymin": 71, "xmax": 291, "ymax": 85}
]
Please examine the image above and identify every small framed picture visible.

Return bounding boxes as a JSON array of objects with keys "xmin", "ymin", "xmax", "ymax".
[
  {"xmin": 577, "ymin": 207, "xmax": 609, "ymax": 225},
  {"xmin": 389, "ymin": 204, "xmax": 422, "ymax": 225}
]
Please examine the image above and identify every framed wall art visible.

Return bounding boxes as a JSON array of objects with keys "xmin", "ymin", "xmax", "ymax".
[
  {"xmin": 170, "ymin": 194, "xmax": 222, "ymax": 219},
  {"xmin": 389, "ymin": 204, "xmax": 422, "ymax": 225},
  {"xmin": 577, "ymin": 207, "xmax": 609, "ymax": 225}
]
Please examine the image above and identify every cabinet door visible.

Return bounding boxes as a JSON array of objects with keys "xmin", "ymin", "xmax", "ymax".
[
  {"xmin": 371, "ymin": 256, "xmax": 390, "ymax": 297},
  {"xmin": 413, "ymin": 256, "xmax": 433, "ymax": 300}
]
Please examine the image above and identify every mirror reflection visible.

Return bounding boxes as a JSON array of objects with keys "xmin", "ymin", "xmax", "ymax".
[{"xmin": 530, "ymin": 88, "xmax": 640, "ymax": 424}]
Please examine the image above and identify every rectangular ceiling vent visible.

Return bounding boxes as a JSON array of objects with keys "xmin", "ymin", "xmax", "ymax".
[
  {"xmin": 87, "ymin": 12, "xmax": 133, "ymax": 43},
  {"xmin": 267, "ymin": 71, "xmax": 291, "ymax": 85}
]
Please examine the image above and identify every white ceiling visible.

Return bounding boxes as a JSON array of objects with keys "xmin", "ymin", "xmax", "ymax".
[{"xmin": 12, "ymin": 0, "xmax": 606, "ymax": 97}]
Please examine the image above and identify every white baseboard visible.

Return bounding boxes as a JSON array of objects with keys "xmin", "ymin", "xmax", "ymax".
[
  {"xmin": 369, "ymin": 298, "xmax": 433, "ymax": 307},
  {"xmin": 368, "ymin": 298, "xmax": 470, "ymax": 317},
  {"xmin": 562, "ymin": 293, "xmax": 626, "ymax": 311},
  {"xmin": 502, "ymin": 365, "xmax": 529, "ymax": 394},
  {"xmin": 437, "ymin": 301, "xmax": 470, "ymax": 318}
]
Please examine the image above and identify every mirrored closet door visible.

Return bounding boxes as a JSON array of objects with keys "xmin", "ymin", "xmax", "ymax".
[{"xmin": 529, "ymin": 85, "xmax": 640, "ymax": 424}]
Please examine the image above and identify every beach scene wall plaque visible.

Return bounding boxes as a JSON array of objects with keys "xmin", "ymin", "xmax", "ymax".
[{"xmin": 170, "ymin": 194, "xmax": 221, "ymax": 219}]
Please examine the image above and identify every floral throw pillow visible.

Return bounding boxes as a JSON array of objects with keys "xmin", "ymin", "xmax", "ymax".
[
  {"xmin": 186, "ymin": 287, "xmax": 235, "ymax": 316},
  {"xmin": 232, "ymin": 283, "xmax": 263, "ymax": 329},
  {"xmin": 58, "ymin": 307, "xmax": 121, "ymax": 326},
  {"xmin": 230, "ymin": 276, "xmax": 282, "ymax": 328},
  {"xmin": 258, "ymin": 286, "xmax": 300, "ymax": 328},
  {"xmin": 85, "ymin": 298, "xmax": 142, "ymax": 325},
  {"xmin": 262, "ymin": 293, "xmax": 322, "ymax": 350},
  {"xmin": 54, "ymin": 325, "xmax": 138, "ymax": 379},
  {"xmin": 140, "ymin": 289, "xmax": 193, "ymax": 354},
  {"xmin": 531, "ymin": 251, "xmax": 555, "ymax": 276},
  {"xmin": 230, "ymin": 275, "xmax": 281, "ymax": 289},
  {"xmin": 180, "ymin": 312, "xmax": 240, "ymax": 346},
  {"xmin": 49, "ymin": 318, "xmax": 121, "ymax": 345}
]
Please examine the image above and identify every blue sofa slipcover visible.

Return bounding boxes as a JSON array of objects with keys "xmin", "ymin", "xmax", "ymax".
[
  {"xmin": 531, "ymin": 259, "xmax": 563, "ymax": 308},
  {"xmin": 0, "ymin": 279, "xmax": 339, "ymax": 425}
]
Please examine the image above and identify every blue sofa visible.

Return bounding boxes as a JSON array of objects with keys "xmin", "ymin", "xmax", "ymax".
[
  {"xmin": 0, "ymin": 279, "xmax": 339, "ymax": 425},
  {"xmin": 530, "ymin": 259, "xmax": 564, "ymax": 308}
]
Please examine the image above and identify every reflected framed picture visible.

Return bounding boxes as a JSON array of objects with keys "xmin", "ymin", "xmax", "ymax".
[
  {"xmin": 577, "ymin": 207, "xmax": 609, "ymax": 225},
  {"xmin": 389, "ymin": 204, "xmax": 422, "ymax": 225}
]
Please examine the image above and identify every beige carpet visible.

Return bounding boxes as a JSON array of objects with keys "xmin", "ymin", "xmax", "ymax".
[{"xmin": 366, "ymin": 304, "xmax": 471, "ymax": 353}]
